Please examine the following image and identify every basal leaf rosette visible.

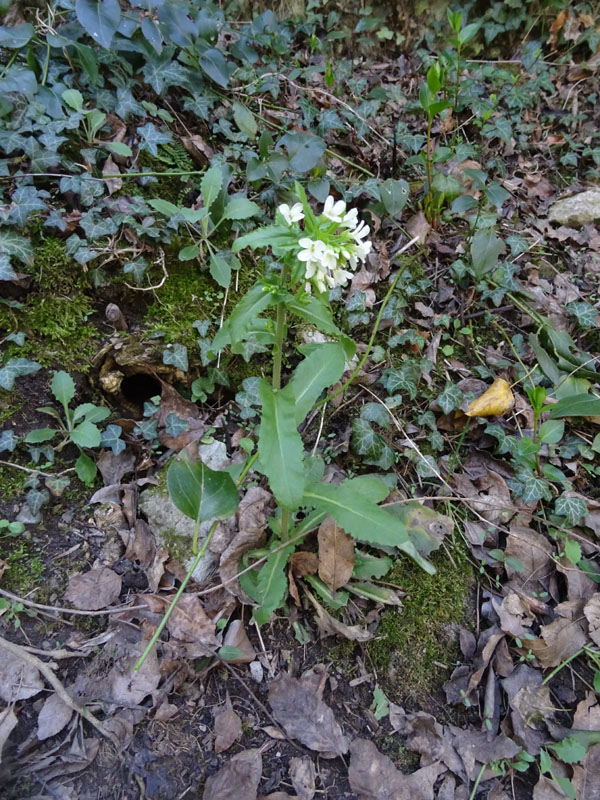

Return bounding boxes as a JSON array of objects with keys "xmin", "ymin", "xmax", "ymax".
[{"xmin": 276, "ymin": 191, "xmax": 372, "ymax": 294}]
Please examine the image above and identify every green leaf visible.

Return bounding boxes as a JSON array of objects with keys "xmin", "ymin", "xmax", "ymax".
[
  {"xmin": 549, "ymin": 736, "xmax": 587, "ymax": 765},
  {"xmin": 0, "ymin": 255, "xmax": 17, "ymax": 281},
  {"xmin": 348, "ymin": 582, "xmax": 402, "ymax": 606},
  {"xmin": 0, "ymin": 358, "xmax": 41, "ymax": 391},
  {"xmin": 285, "ymin": 293, "xmax": 342, "ymax": 336},
  {"xmin": 303, "ymin": 481, "xmax": 435, "ymax": 574},
  {"xmin": 539, "ymin": 749, "xmax": 552, "ymax": 774},
  {"xmin": 470, "ymin": 229, "xmax": 505, "ymax": 278},
  {"xmin": 0, "ymin": 22, "xmax": 34, "ymax": 48},
  {"xmin": 437, "ymin": 383, "xmax": 463, "ymax": 414},
  {"xmin": 178, "ymin": 243, "xmax": 200, "ymax": 261},
  {"xmin": 201, "ymin": 165, "xmax": 223, "ymax": 211},
  {"xmin": 564, "ymin": 539, "xmax": 582, "ymax": 565},
  {"xmin": 167, "ymin": 455, "xmax": 239, "ymax": 523},
  {"xmin": 257, "ymin": 381, "xmax": 305, "ymax": 510},
  {"xmin": 280, "ymin": 131, "xmax": 327, "ymax": 172},
  {"xmin": 51, "ymin": 371, "xmax": 75, "ymax": 408},
  {"xmin": 24, "ymin": 428, "xmax": 57, "ymax": 444},
  {"xmin": 253, "ymin": 543, "xmax": 295, "ymax": 625},
  {"xmin": 75, "ymin": 0, "xmax": 121, "ymax": 49},
  {"xmin": 147, "ymin": 198, "xmax": 181, "ymax": 217},
  {"xmin": 549, "ymin": 394, "xmax": 600, "ymax": 418},
  {"xmin": 554, "ymin": 495, "xmax": 587, "ymax": 525},
  {"xmin": 105, "ymin": 141, "xmax": 133, "ymax": 157},
  {"xmin": 101, "ymin": 424, "xmax": 125, "ymax": 455},
  {"xmin": 61, "ymin": 88, "xmax": 84, "ymax": 112},
  {"xmin": 212, "ymin": 282, "xmax": 278, "ymax": 351},
  {"xmin": 199, "ymin": 48, "xmax": 233, "ymax": 88},
  {"xmin": 353, "ymin": 551, "xmax": 392, "ymax": 580},
  {"xmin": 289, "ymin": 342, "xmax": 346, "ymax": 423},
  {"xmin": 0, "ymin": 230, "xmax": 34, "ymax": 266},
  {"xmin": 351, "ymin": 418, "xmax": 395, "ymax": 469},
  {"xmin": 73, "ymin": 403, "xmax": 110, "ymax": 424},
  {"xmin": 162, "ymin": 344, "xmax": 188, "ymax": 372},
  {"xmin": 209, "ymin": 252, "xmax": 231, "ymax": 288},
  {"xmin": 385, "ymin": 501, "xmax": 452, "ymax": 557},
  {"xmin": 539, "ymin": 420, "xmax": 564, "ymax": 444},
  {"xmin": 75, "ymin": 452, "xmax": 97, "ymax": 486},
  {"xmin": 379, "ymin": 179, "xmax": 410, "ymax": 217},
  {"xmin": 232, "ymin": 224, "xmax": 294, "ymax": 253},
  {"xmin": 223, "ymin": 197, "xmax": 261, "ymax": 221},
  {"xmin": 232, "ymin": 101, "xmax": 257, "ymax": 137},
  {"xmin": 71, "ymin": 420, "xmax": 101, "ymax": 448},
  {"xmin": 458, "ymin": 22, "xmax": 479, "ymax": 44},
  {"xmin": 371, "ymin": 685, "xmax": 389, "ymax": 720}
]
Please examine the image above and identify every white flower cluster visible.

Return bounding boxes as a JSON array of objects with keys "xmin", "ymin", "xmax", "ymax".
[{"xmin": 277, "ymin": 196, "xmax": 372, "ymax": 294}]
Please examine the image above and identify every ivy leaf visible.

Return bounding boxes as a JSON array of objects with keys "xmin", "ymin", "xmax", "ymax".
[
  {"xmin": 123, "ymin": 258, "xmax": 147, "ymax": 284},
  {"xmin": 141, "ymin": 16, "xmax": 163, "ymax": 54},
  {"xmin": 101, "ymin": 424, "xmax": 126, "ymax": 455},
  {"xmin": 0, "ymin": 358, "xmax": 41, "ymax": 391},
  {"xmin": 75, "ymin": 0, "xmax": 121, "ymax": 49},
  {"xmin": 167, "ymin": 455, "xmax": 239, "ymax": 523},
  {"xmin": 27, "ymin": 488, "xmax": 49, "ymax": 516},
  {"xmin": 437, "ymin": 383, "xmax": 464, "ymax": 414},
  {"xmin": 517, "ymin": 473, "xmax": 552, "ymax": 504},
  {"xmin": 199, "ymin": 48, "xmax": 234, "ymax": 88},
  {"xmin": 164, "ymin": 413, "xmax": 189, "ymax": 437},
  {"xmin": 0, "ymin": 254, "xmax": 17, "ymax": 281},
  {"xmin": 280, "ymin": 131, "xmax": 326, "ymax": 172},
  {"xmin": 0, "ymin": 230, "xmax": 34, "ymax": 266},
  {"xmin": 257, "ymin": 380, "xmax": 305, "ymax": 510},
  {"xmin": 223, "ymin": 197, "xmax": 261, "ymax": 221},
  {"xmin": 162, "ymin": 343, "xmax": 188, "ymax": 372},
  {"xmin": 360, "ymin": 403, "xmax": 390, "ymax": 429},
  {"xmin": 303, "ymin": 480, "xmax": 435, "ymax": 574},
  {"xmin": 554, "ymin": 495, "xmax": 587, "ymax": 526},
  {"xmin": 567, "ymin": 301, "xmax": 598, "ymax": 329},
  {"xmin": 0, "ymin": 429, "xmax": 18, "ymax": 452},
  {"xmin": 289, "ymin": 342, "xmax": 346, "ymax": 424},
  {"xmin": 253, "ymin": 543, "xmax": 295, "ymax": 625},
  {"xmin": 9, "ymin": 186, "xmax": 49, "ymax": 227},
  {"xmin": 137, "ymin": 122, "xmax": 173, "ymax": 156},
  {"xmin": 351, "ymin": 418, "xmax": 395, "ymax": 469}
]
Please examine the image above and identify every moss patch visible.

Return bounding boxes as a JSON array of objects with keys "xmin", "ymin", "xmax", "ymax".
[
  {"xmin": 0, "ymin": 465, "xmax": 28, "ymax": 501},
  {"xmin": 367, "ymin": 537, "xmax": 474, "ymax": 704},
  {"xmin": 2, "ymin": 539, "xmax": 45, "ymax": 594}
]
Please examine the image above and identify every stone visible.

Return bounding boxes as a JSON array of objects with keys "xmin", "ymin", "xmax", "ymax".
[
  {"xmin": 138, "ymin": 441, "xmax": 230, "ymax": 585},
  {"xmin": 548, "ymin": 188, "xmax": 600, "ymax": 227}
]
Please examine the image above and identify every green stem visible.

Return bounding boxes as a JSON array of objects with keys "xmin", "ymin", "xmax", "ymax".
[
  {"xmin": 426, "ymin": 112, "xmax": 434, "ymax": 192},
  {"xmin": 272, "ymin": 264, "xmax": 290, "ymax": 392},
  {"xmin": 541, "ymin": 647, "xmax": 585, "ymax": 686},
  {"xmin": 468, "ymin": 763, "xmax": 487, "ymax": 800},
  {"xmin": 313, "ymin": 254, "xmax": 418, "ymax": 410},
  {"xmin": 134, "ymin": 519, "xmax": 219, "ymax": 671}
]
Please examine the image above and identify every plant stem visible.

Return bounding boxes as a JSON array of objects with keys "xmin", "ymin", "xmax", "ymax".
[
  {"xmin": 468, "ymin": 763, "xmax": 487, "ymax": 800},
  {"xmin": 134, "ymin": 519, "xmax": 219, "ymax": 671},
  {"xmin": 426, "ymin": 112, "xmax": 434, "ymax": 193},
  {"xmin": 272, "ymin": 263, "xmax": 290, "ymax": 541}
]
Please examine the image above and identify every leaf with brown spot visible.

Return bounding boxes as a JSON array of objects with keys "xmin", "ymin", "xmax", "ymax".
[
  {"xmin": 64, "ymin": 567, "xmax": 122, "ymax": 611},
  {"xmin": 220, "ymin": 487, "xmax": 270, "ymax": 602},
  {"xmin": 202, "ymin": 749, "xmax": 262, "ymax": 800},
  {"xmin": 317, "ymin": 516, "xmax": 354, "ymax": 591},
  {"xmin": 268, "ymin": 673, "xmax": 348, "ymax": 757},
  {"xmin": 214, "ymin": 706, "xmax": 242, "ymax": 754}
]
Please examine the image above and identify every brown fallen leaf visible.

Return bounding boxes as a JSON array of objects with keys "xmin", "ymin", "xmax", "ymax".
[
  {"xmin": 348, "ymin": 738, "xmax": 443, "ymax": 800},
  {"xmin": 64, "ymin": 567, "xmax": 122, "ymax": 611},
  {"xmin": 268, "ymin": 672, "xmax": 348, "ymax": 757},
  {"xmin": 305, "ymin": 588, "xmax": 373, "ymax": 642},
  {"xmin": 0, "ymin": 648, "xmax": 44, "ymax": 702},
  {"xmin": 447, "ymin": 727, "xmax": 520, "ymax": 781},
  {"xmin": 572, "ymin": 744, "xmax": 600, "ymax": 800},
  {"xmin": 37, "ymin": 692, "xmax": 74, "ymax": 740},
  {"xmin": 290, "ymin": 551, "xmax": 319, "ymax": 577},
  {"xmin": 529, "ymin": 615, "xmax": 588, "ymax": 668},
  {"xmin": 317, "ymin": 516, "xmax": 354, "ymax": 591},
  {"xmin": 584, "ymin": 594, "xmax": 600, "ymax": 646},
  {"xmin": 220, "ymin": 487, "xmax": 270, "ymax": 602},
  {"xmin": 289, "ymin": 756, "xmax": 316, "ymax": 800},
  {"xmin": 0, "ymin": 708, "xmax": 17, "ymax": 763},
  {"xmin": 96, "ymin": 449, "xmax": 135, "ymax": 486},
  {"xmin": 502, "ymin": 664, "xmax": 554, "ymax": 754},
  {"xmin": 222, "ymin": 620, "xmax": 256, "ymax": 664},
  {"xmin": 140, "ymin": 593, "xmax": 217, "ymax": 654},
  {"xmin": 465, "ymin": 378, "xmax": 515, "ymax": 417},
  {"xmin": 214, "ymin": 705, "xmax": 242, "ymax": 754},
  {"xmin": 103, "ymin": 154, "xmax": 122, "ymax": 195},
  {"xmin": 202, "ymin": 748, "xmax": 262, "ymax": 800},
  {"xmin": 504, "ymin": 525, "xmax": 554, "ymax": 588},
  {"xmin": 181, "ymin": 134, "xmax": 214, "ymax": 163},
  {"xmin": 107, "ymin": 641, "xmax": 161, "ymax": 706}
]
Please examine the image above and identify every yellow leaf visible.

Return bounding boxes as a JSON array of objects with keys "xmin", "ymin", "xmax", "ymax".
[{"xmin": 465, "ymin": 378, "xmax": 515, "ymax": 417}]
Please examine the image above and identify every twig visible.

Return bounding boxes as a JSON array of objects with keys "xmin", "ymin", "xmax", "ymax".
[
  {"xmin": 0, "ymin": 635, "xmax": 119, "ymax": 747},
  {"xmin": 123, "ymin": 249, "xmax": 168, "ymax": 291},
  {"xmin": 0, "ymin": 587, "xmax": 150, "ymax": 617},
  {"xmin": 0, "ymin": 460, "xmax": 75, "ymax": 478}
]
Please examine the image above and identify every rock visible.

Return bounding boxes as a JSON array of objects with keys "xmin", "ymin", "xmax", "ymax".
[
  {"xmin": 548, "ymin": 188, "xmax": 600, "ymax": 227},
  {"xmin": 138, "ymin": 441, "xmax": 230, "ymax": 586}
]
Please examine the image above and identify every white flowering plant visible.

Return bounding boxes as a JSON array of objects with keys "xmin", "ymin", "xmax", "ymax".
[{"xmin": 158, "ymin": 182, "xmax": 433, "ymax": 643}]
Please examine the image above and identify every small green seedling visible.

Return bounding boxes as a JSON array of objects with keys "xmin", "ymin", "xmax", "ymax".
[{"xmin": 0, "ymin": 519, "xmax": 25, "ymax": 538}]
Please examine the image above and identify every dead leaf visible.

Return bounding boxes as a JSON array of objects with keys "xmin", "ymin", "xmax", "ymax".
[
  {"xmin": 140, "ymin": 593, "xmax": 217, "ymax": 654},
  {"xmin": 0, "ymin": 707, "xmax": 17, "ymax": 763},
  {"xmin": 493, "ymin": 592, "xmax": 535, "ymax": 638},
  {"xmin": 108, "ymin": 641, "xmax": 161, "ymax": 706},
  {"xmin": 103, "ymin": 154, "xmax": 122, "ymax": 195},
  {"xmin": 0, "ymin": 648, "xmax": 44, "ymax": 702},
  {"xmin": 214, "ymin": 706, "xmax": 242, "ymax": 754},
  {"xmin": 447, "ymin": 727, "xmax": 520, "ymax": 781},
  {"xmin": 504, "ymin": 525, "xmax": 554, "ymax": 588},
  {"xmin": 502, "ymin": 664, "xmax": 554, "ymax": 753},
  {"xmin": 220, "ymin": 487, "xmax": 270, "ymax": 602},
  {"xmin": 387, "ymin": 500, "xmax": 453, "ymax": 555},
  {"xmin": 317, "ymin": 516, "xmax": 354, "ymax": 591},
  {"xmin": 530, "ymin": 616, "xmax": 588, "ymax": 668},
  {"xmin": 202, "ymin": 748, "xmax": 262, "ymax": 800},
  {"xmin": 290, "ymin": 551, "xmax": 319, "ymax": 577},
  {"xmin": 584, "ymin": 594, "xmax": 600, "ymax": 645},
  {"xmin": 268, "ymin": 672, "xmax": 348, "ymax": 756},
  {"xmin": 158, "ymin": 382, "xmax": 207, "ymax": 450},
  {"xmin": 96, "ymin": 449, "xmax": 135, "ymax": 487},
  {"xmin": 348, "ymin": 739, "xmax": 443, "ymax": 800},
  {"xmin": 64, "ymin": 567, "xmax": 122, "ymax": 610},
  {"xmin": 37, "ymin": 692, "xmax": 74, "ymax": 740},
  {"xmin": 289, "ymin": 756, "xmax": 316, "ymax": 800},
  {"xmin": 222, "ymin": 620, "xmax": 256, "ymax": 664},
  {"xmin": 465, "ymin": 378, "xmax": 515, "ymax": 417},
  {"xmin": 573, "ymin": 692, "xmax": 600, "ymax": 731},
  {"xmin": 572, "ymin": 744, "xmax": 600, "ymax": 800},
  {"xmin": 181, "ymin": 134, "xmax": 214, "ymax": 163},
  {"xmin": 305, "ymin": 589, "xmax": 373, "ymax": 642},
  {"xmin": 406, "ymin": 211, "xmax": 431, "ymax": 245}
]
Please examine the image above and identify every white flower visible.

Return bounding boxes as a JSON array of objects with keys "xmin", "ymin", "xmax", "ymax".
[
  {"xmin": 354, "ymin": 239, "xmax": 372, "ymax": 262},
  {"xmin": 278, "ymin": 202, "xmax": 304, "ymax": 226},
  {"xmin": 351, "ymin": 220, "xmax": 370, "ymax": 241},
  {"xmin": 342, "ymin": 208, "xmax": 359, "ymax": 228},
  {"xmin": 298, "ymin": 237, "xmax": 326, "ymax": 264},
  {"xmin": 323, "ymin": 195, "xmax": 346, "ymax": 223}
]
